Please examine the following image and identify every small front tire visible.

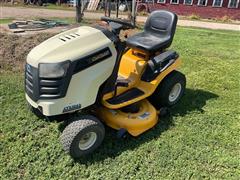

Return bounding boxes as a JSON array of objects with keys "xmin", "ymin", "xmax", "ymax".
[{"xmin": 60, "ymin": 115, "xmax": 105, "ymax": 158}]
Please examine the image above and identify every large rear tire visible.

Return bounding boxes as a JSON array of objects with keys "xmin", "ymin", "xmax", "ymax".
[
  {"xmin": 149, "ymin": 70, "xmax": 186, "ymax": 109},
  {"xmin": 60, "ymin": 115, "xmax": 105, "ymax": 158}
]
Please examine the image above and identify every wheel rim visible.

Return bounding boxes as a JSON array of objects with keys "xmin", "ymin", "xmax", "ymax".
[
  {"xmin": 79, "ymin": 132, "xmax": 97, "ymax": 150},
  {"xmin": 168, "ymin": 83, "xmax": 182, "ymax": 102}
]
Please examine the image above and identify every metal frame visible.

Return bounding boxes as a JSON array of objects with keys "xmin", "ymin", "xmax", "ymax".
[
  {"xmin": 157, "ymin": 0, "xmax": 166, "ymax": 3},
  {"xmin": 170, "ymin": 0, "xmax": 180, "ymax": 4},
  {"xmin": 197, "ymin": 0, "xmax": 208, "ymax": 6},
  {"xmin": 184, "ymin": 0, "xmax": 193, "ymax": 5},
  {"xmin": 228, "ymin": 0, "xmax": 240, "ymax": 8},
  {"xmin": 103, "ymin": 0, "xmax": 136, "ymax": 26},
  {"xmin": 212, "ymin": 0, "xmax": 223, "ymax": 7}
]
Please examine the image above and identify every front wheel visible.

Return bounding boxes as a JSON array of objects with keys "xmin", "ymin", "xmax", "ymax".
[
  {"xmin": 60, "ymin": 115, "xmax": 105, "ymax": 158},
  {"xmin": 149, "ymin": 70, "xmax": 186, "ymax": 109}
]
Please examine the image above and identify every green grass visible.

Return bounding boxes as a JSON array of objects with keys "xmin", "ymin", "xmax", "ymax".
[
  {"xmin": 0, "ymin": 27, "xmax": 240, "ymax": 179},
  {"xmin": 0, "ymin": 16, "xmax": 96, "ymax": 25},
  {"xmin": 0, "ymin": 18, "xmax": 13, "ymax": 24}
]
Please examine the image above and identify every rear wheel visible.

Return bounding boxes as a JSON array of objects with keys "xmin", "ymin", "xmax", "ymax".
[
  {"xmin": 60, "ymin": 115, "xmax": 105, "ymax": 158},
  {"xmin": 149, "ymin": 71, "xmax": 186, "ymax": 109}
]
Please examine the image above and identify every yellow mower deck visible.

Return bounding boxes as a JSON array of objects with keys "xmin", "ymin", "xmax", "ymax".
[{"xmin": 97, "ymin": 99, "xmax": 158, "ymax": 136}]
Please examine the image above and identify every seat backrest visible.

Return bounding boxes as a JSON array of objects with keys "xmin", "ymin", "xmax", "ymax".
[{"xmin": 144, "ymin": 10, "xmax": 178, "ymax": 48}]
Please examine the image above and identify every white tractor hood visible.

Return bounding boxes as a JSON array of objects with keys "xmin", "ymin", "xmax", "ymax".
[{"xmin": 27, "ymin": 26, "xmax": 112, "ymax": 68}]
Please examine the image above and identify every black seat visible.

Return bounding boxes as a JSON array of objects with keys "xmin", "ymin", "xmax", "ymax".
[{"xmin": 126, "ymin": 10, "xmax": 178, "ymax": 54}]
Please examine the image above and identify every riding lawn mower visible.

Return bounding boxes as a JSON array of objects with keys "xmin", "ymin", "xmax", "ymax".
[{"xmin": 25, "ymin": 10, "xmax": 186, "ymax": 158}]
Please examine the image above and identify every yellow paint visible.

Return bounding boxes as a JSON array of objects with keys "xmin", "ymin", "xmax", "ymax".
[
  {"xmin": 97, "ymin": 99, "xmax": 158, "ymax": 136},
  {"xmin": 102, "ymin": 49, "xmax": 181, "ymax": 109}
]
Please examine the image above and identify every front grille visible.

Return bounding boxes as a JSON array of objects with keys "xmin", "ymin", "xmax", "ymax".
[
  {"xmin": 25, "ymin": 64, "xmax": 38, "ymax": 101},
  {"xmin": 25, "ymin": 70, "xmax": 33, "ymax": 94},
  {"xmin": 39, "ymin": 78, "xmax": 64, "ymax": 99},
  {"xmin": 25, "ymin": 63, "xmax": 71, "ymax": 101}
]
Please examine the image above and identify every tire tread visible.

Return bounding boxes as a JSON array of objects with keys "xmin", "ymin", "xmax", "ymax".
[{"xmin": 60, "ymin": 115, "xmax": 104, "ymax": 158}]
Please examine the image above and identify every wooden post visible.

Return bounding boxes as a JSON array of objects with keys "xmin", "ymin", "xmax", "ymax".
[
  {"xmin": 108, "ymin": 0, "xmax": 111, "ymax": 17},
  {"xmin": 76, "ymin": 0, "xmax": 82, "ymax": 23},
  {"xmin": 132, "ymin": 0, "xmax": 136, "ymax": 26},
  {"xmin": 104, "ymin": 0, "xmax": 107, "ymax": 16},
  {"xmin": 116, "ymin": 0, "xmax": 119, "ymax": 18}
]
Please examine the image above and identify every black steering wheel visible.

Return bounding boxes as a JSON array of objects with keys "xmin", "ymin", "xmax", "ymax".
[{"xmin": 101, "ymin": 16, "xmax": 135, "ymax": 29}]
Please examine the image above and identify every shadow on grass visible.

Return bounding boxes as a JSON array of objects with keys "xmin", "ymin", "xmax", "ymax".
[
  {"xmin": 170, "ymin": 88, "xmax": 219, "ymax": 116},
  {"xmin": 58, "ymin": 88, "xmax": 218, "ymax": 163}
]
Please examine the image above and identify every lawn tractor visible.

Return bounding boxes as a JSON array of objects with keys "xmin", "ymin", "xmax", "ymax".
[{"xmin": 25, "ymin": 10, "xmax": 186, "ymax": 158}]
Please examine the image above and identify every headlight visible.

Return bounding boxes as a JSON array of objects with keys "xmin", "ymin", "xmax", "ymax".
[{"xmin": 39, "ymin": 61, "xmax": 70, "ymax": 78}]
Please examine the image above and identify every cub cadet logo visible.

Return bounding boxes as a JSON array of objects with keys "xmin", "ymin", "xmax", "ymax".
[{"xmin": 63, "ymin": 104, "xmax": 81, "ymax": 113}]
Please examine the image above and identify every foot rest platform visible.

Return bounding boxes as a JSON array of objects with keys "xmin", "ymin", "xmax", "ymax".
[{"xmin": 106, "ymin": 88, "xmax": 144, "ymax": 105}]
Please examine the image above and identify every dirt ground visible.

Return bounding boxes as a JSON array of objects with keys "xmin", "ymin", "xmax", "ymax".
[
  {"xmin": 0, "ymin": 33, "xmax": 55, "ymax": 72},
  {"xmin": 0, "ymin": 27, "xmax": 136, "ymax": 72},
  {"xmin": 1, "ymin": 6, "xmax": 76, "ymax": 19}
]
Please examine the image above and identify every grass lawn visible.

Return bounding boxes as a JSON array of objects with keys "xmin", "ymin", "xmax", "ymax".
[
  {"xmin": 0, "ymin": 27, "xmax": 240, "ymax": 179},
  {"xmin": 0, "ymin": 18, "xmax": 14, "ymax": 24},
  {"xmin": 0, "ymin": 17, "xmax": 95, "ymax": 25}
]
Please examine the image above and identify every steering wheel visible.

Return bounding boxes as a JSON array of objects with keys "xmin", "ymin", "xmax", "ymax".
[{"xmin": 101, "ymin": 16, "xmax": 135, "ymax": 29}]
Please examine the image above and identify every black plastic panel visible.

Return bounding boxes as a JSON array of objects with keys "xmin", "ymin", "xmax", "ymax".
[
  {"xmin": 141, "ymin": 50, "xmax": 178, "ymax": 82},
  {"xmin": 25, "ymin": 64, "xmax": 39, "ymax": 101},
  {"xmin": 73, "ymin": 47, "xmax": 112, "ymax": 74},
  {"xmin": 107, "ymin": 88, "xmax": 144, "ymax": 105},
  {"xmin": 25, "ymin": 63, "xmax": 73, "ymax": 101}
]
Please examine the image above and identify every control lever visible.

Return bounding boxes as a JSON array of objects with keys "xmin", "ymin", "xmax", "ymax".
[{"xmin": 113, "ymin": 80, "xmax": 129, "ymax": 97}]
